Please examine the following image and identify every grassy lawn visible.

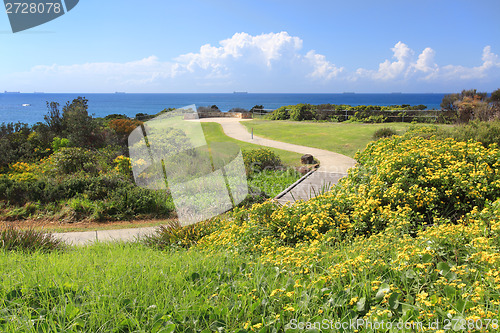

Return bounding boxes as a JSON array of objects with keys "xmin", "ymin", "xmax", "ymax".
[
  {"xmin": 201, "ymin": 122, "xmax": 303, "ymax": 166},
  {"xmin": 241, "ymin": 120, "xmax": 412, "ymax": 157},
  {"xmin": 0, "ymin": 243, "xmax": 296, "ymax": 332}
]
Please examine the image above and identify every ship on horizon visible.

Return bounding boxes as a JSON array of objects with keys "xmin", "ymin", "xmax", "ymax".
[{"xmin": 233, "ymin": 91, "xmax": 248, "ymax": 94}]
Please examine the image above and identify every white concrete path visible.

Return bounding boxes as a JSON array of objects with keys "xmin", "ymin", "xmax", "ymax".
[{"xmin": 199, "ymin": 118, "xmax": 356, "ymax": 174}]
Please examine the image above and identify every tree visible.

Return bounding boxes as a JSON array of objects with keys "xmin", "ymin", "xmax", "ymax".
[
  {"xmin": 250, "ymin": 105, "xmax": 264, "ymax": 112},
  {"xmin": 441, "ymin": 89, "xmax": 491, "ymax": 123},
  {"xmin": 460, "ymin": 89, "xmax": 487, "ymax": 101},
  {"xmin": 44, "ymin": 101, "xmax": 64, "ymax": 136},
  {"xmin": 108, "ymin": 118, "xmax": 143, "ymax": 147},
  {"xmin": 440, "ymin": 93, "xmax": 459, "ymax": 111},
  {"xmin": 490, "ymin": 88, "xmax": 500, "ymax": 103},
  {"xmin": 62, "ymin": 97, "xmax": 104, "ymax": 148}
]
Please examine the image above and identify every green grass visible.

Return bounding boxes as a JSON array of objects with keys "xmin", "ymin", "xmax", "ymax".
[
  {"xmin": 0, "ymin": 242, "xmax": 299, "ymax": 332},
  {"xmin": 241, "ymin": 120, "xmax": 412, "ymax": 157},
  {"xmin": 248, "ymin": 169, "xmax": 302, "ymax": 198},
  {"xmin": 201, "ymin": 122, "xmax": 303, "ymax": 166}
]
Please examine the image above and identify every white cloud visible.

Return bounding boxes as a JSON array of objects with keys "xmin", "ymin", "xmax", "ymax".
[
  {"xmin": 3, "ymin": 33, "xmax": 500, "ymax": 92},
  {"xmin": 439, "ymin": 46, "xmax": 500, "ymax": 80},
  {"xmin": 355, "ymin": 42, "xmax": 500, "ymax": 87},
  {"xmin": 413, "ymin": 47, "xmax": 437, "ymax": 74},
  {"xmin": 305, "ymin": 50, "xmax": 343, "ymax": 80}
]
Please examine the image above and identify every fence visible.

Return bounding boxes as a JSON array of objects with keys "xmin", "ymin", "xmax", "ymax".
[{"xmin": 251, "ymin": 108, "xmax": 446, "ymax": 123}]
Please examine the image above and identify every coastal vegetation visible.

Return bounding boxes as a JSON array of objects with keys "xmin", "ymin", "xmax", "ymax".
[
  {"xmin": 263, "ymin": 88, "xmax": 500, "ymax": 124},
  {"xmin": 2, "ymin": 89, "xmax": 500, "ymax": 331},
  {"xmin": 2, "ymin": 124, "xmax": 500, "ymax": 331},
  {"xmin": 0, "ymin": 98, "xmax": 302, "ymax": 224}
]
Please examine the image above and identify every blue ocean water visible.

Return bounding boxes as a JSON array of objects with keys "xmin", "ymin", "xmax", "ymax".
[{"xmin": 0, "ymin": 93, "xmax": 446, "ymax": 125}]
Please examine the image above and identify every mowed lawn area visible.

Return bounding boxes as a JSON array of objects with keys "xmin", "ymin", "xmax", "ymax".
[
  {"xmin": 201, "ymin": 122, "xmax": 303, "ymax": 166},
  {"xmin": 241, "ymin": 120, "xmax": 411, "ymax": 157}
]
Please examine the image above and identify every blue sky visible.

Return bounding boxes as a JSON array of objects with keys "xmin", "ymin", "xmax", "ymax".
[{"xmin": 1, "ymin": 0, "xmax": 499, "ymax": 93}]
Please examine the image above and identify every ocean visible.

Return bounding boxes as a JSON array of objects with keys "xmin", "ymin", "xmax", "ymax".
[{"xmin": 0, "ymin": 93, "xmax": 447, "ymax": 125}]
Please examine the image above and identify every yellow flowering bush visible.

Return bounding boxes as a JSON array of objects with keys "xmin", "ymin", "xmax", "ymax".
[
  {"xmin": 198, "ymin": 135, "xmax": 500, "ymax": 325},
  {"xmin": 204, "ymin": 135, "xmax": 500, "ymax": 252},
  {"xmin": 113, "ymin": 155, "xmax": 132, "ymax": 177}
]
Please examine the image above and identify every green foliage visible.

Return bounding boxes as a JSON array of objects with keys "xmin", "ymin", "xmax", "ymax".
[
  {"xmin": 0, "ymin": 122, "xmax": 34, "ymax": 170},
  {"xmin": 49, "ymin": 147, "xmax": 95, "ymax": 174},
  {"xmin": 0, "ymin": 173, "xmax": 174, "ymax": 221},
  {"xmin": 373, "ymin": 127, "xmax": 397, "ymax": 140},
  {"xmin": 408, "ymin": 121, "xmax": 500, "ymax": 148},
  {"xmin": 51, "ymin": 136, "xmax": 69, "ymax": 152},
  {"xmin": 452, "ymin": 120, "xmax": 500, "ymax": 147},
  {"xmin": 242, "ymin": 148, "xmax": 282, "ymax": 174},
  {"xmin": 266, "ymin": 106, "xmax": 290, "ymax": 120},
  {"xmin": 43, "ymin": 101, "xmax": 64, "ymax": 136},
  {"xmin": 247, "ymin": 169, "xmax": 301, "ymax": 198},
  {"xmin": 441, "ymin": 93, "xmax": 460, "ymax": 111},
  {"xmin": 250, "ymin": 105, "xmax": 264, "ymax": 112},
  {"xmin": 266, "ymin": 103, "xmax": 435, "ymax": 123},
  {"xmin": 143, "ymin": 219, "xmax": 217, "ymax": 249},
  {"xmin": 289, "ymin": 104, "xmax": 316, "ymax": 121},
  {"xmin": 0, "ymin": 226, "xmax": 64, "ymax": 252},
  {"xmin": 490, "ymin": 88, "xmax": 500, "ymax": 103},
  {"xmin": 62, "ymin": 97, "xmax": 105, "ymax": 148}
]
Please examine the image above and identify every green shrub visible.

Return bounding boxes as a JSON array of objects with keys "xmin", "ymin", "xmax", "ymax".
[
  {"xmin": 451, "ymin": 120, "xmax": 500, "ymax": 147},
  {"xmin": 51, "ymin": 137, "xmax": 69, "ymax": 152},
  {"xmin": 373, "ymin": 127, "xmax": 397, "ymax": 140},
  {"xmin": 242, "ymin": 148, "xmax": 282, "ymax": 174},
  {"xmin": 289, "ymin": 104, "xmax": 316, "ymax": 121},
  {"xmin": 266, "ymin": 106, "xmax": 290, "ymax": 120},
  {"xmin": 50, "ymin": 147, "xmax": 94, "ymax": 174},
  {"xmin": 143, "ymin": 219, "xmax": 217, "ymax": 249},
  {"xmin": 0, "ymin": 226, "xmax": 65, "ymax": 252}
]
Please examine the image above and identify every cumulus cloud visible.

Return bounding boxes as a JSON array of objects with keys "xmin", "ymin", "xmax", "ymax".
[
  {"xmin": 356, "ymin": 42, "xmax": 500, "ymax": 84},
  {"xmin": 439, "ymin": 46, "xmax": 500, "ymax": 80},
  {"xmin": 3, "ymin": 33, "xmax": 499, "ymax": 92},
  {"xmin": 305, "ymin": 50, "xmax": 344, "ymax": 80}
]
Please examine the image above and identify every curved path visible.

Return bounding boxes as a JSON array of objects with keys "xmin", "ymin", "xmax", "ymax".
[
  {"xmin": 201, "ymin": 118, "xmax": 356, "ymax": 204},
  {"xmin": 199, "ymin": 118, "xmax": 356, "ymax": 174},
  {"xmin": 55, "ymin": 118, "xmax": 356, "ymax": 244}
]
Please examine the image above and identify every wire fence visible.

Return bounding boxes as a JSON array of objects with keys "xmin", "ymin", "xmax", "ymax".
[{"xmin": 250, "ymin": 108, "xmax": 446, "ymax": 123}]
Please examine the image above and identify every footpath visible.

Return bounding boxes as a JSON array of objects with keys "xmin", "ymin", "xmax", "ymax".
[{"xmin": 54, "ymin": 118, "xmax": 356, "ymax": 244}]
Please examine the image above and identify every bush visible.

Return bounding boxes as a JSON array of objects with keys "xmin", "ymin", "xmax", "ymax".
[
  {"xmin": 266, "ymin": 106, "xmax": 290, "ymax": 120},
  {"xmin": 289, "ymin": 104, "xmax": 316, "ymax": 121},
  {"xmin": 452, "ymin": 120, "xmax": 500, "ymax": 147},
  {"xmin": 143, "ymin": 219, "xmax": 217, "ymax": 249},
  {"xmin": 407, "ymin": 121, "xmax": 500, "ymax": 148},
  {"xmin": 203, "ymin": 135, "xmax": 500, "ymax": 250},
  {"xmin": 373, "ymin": 127, "xmax": 397, "ymax": 140},
  {"xmin": 0, "ymin": 226, "xmax": 65, "ymax": 252},
  {"xmin": 49, "ymin": 147, "xmax": 94, "ymax": 174},
  {"xmin": 242, "ymin": 148, "xmax": 282, "ymax": 174}
]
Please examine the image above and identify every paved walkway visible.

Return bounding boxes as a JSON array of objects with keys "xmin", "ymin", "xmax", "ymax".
[
  {"xmin": 54, "ymin": 118, "xmax": 356, "ymax": 244},
  {"xmin": 199, "ymin": 118, "xmax": 356, "ymax": 174},
  {"xmin": 198, "ymin": 118, "xmax": 356, "ymax": 204},
  {"xmin": 54, "ymin": 226, "xmax": 157, "ymax": 246}
]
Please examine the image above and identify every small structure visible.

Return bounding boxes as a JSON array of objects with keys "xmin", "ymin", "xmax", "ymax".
[{"xmin": 184, "ymin": 108, "xmax": 252, "ymax": 120}]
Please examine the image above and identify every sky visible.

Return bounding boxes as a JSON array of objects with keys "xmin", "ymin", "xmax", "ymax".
[{"xmin": 0, "ymin": 0, "xmax": 499, "ymax": 93}]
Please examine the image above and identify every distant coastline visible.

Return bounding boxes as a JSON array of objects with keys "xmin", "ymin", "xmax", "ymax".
[{"xmin": 0, "ymin": 92, "xmax": 447, "ymax": 125}]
